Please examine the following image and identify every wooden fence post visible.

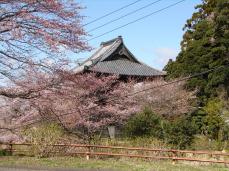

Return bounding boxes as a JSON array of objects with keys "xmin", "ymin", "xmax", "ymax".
[
  {"xmin": 6, "ymin": 143, "xmax": 229, "ymax": 165},
  {"xmin": 9, "ymin": 143, "xmax": 13, "ymax": 155},
  {"xmin": 172, "ymin": 151, "xmax": 177, "ymax": 165},
  {"xmin": 86, "ymin": 146, "xmax": 90, "ymax": 160}
]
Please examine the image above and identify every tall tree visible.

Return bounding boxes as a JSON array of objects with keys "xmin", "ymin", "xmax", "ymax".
[
  {"xmin": 164, "ymin": 0, "xmax": 229, "ymax": 101},
  {"xmin": 0, "ymin": 73, "xmax": 196, "ymax": 142},
  {"xmin": 0, "ymin": 72, "xmax": 140, "ymax": 142},
  {"xmin": 0, "ymin": 0, "xmax": 90, "ymax": 98}
]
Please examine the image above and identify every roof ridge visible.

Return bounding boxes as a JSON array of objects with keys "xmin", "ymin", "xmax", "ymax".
[
  {"xmin": 73, "ymin": 36, "xmax": 166, "ymax": 76},
  {"xmin": 79, "ymin": 36, "xmax": 122, "ymax": 67},
  {"xmin": 90, "ymin": 38, "xmax": 122, "ymax": 67},
  {"xmin": 100, "ymin": 36, "xmax": 122, "ymax": 46}
]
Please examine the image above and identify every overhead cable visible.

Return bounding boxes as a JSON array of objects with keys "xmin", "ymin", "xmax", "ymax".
[
  {"xmin": 87, "ymin": 0, "xmax": 163, "ymax": 33},
  {"xmin": 83, "ymin": 0, "xmax": 144, "ymax": 27},
  {"xmin": 88, "ymin": 0, "xmax": 186, "ymax": 41}
]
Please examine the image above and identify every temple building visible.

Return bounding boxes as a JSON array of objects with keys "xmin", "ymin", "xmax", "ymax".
[{"xmin": 73, "ymin": 36, "xmax": 165, "ymax": 79}]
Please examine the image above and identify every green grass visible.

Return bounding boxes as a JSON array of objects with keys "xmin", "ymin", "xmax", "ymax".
[{"xmin": 0, "ymin": 156, "xmax": 228, "ymax": 171}]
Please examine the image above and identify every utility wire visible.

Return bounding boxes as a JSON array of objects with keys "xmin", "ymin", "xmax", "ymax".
[
  {"xmin": 7, "ymin": 62, "xmax": 229, "ymax": 131},
  {"xmin": 87, "ymin": 0, "xmax": 186, "ymax": 42},
  {"xmin": 3, "ymin": 27, "xmax": 227, "ymax": 128},
  {"xmin": 3, "ymin": 25, "xmax": 226, "ymax": 131},
  {"xmin": 83, "ymin": 0, "xmax": 144, "ymax": 27},
  {"xmin": 2, "ymin": 0, "xmax": 225, "ymax": 130},
  {"xmin": 123, "ymin": 64, "xmax": 229, "ymax": 98},
  {"xmin": 87, "ymin": 0, "xmax": 163, "ymax": 33}
]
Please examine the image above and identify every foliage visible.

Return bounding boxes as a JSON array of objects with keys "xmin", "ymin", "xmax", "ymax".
[
  {"xmin": 99, "ymin": 137, "xmax": 169, "ymax": 149},
  {"xmin": 22, "ymin": 122, "xmax": 63, "ymax": 157},
  {"xmin": 1, "ymin": 74, "xmax": 197, "ymax": 144},
  {"xmin": 0, "ymin": 149, "xmax": 11, "ymax": 156},
  {"xmin": 164, "ymin": 0, "xmax": 229, "ymax": 100},
  {"xmin": 190, "ymin": 109, "xmax": 207, "ymax": 134},
  {"xmin": 124, "ymin": 107, "xmax": 164, "ymax": 138},
  {"xmin": 36, "ymin": 73, "xmax": 139, "ymax": 142},
  {"xmin": 163, "ymin": 115, "xmax": 196, "ymax": 149},
  {"xmin": 191, "ymin": 135, "xmax": 229, "ymax": 151},
  {"xmin": 124, "ymin": 108, "xmax": 196, "ymax": 149},
  {"xmin": 203, "ymin": 99, "xmax": 229, "ymax": 140},
  {"xmin": 134, "ymin": 79, "xmax": 197, "ymax": 118},
  {"xmin": 0, "ymin": 0, "xmax": 90, "ymax": 98},
  {"xmin": 203, "ymin": 99, "xmax": 224, "ymax": 139},
  {"xmin": 190, "ymin": 98, "xmax": 229, "ymax": 143},
  {"xmin": 163, "ymin": 0, "xmax": 229, "ymax": 147},
  {"xmin": 0, "ymin": 72, "xmax": 140, "ymax": 142}
]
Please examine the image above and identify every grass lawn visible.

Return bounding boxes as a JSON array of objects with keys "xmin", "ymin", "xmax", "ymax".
[{"xmin": 0, "ymin": 156, "xmax": 228, "ymax": 171}]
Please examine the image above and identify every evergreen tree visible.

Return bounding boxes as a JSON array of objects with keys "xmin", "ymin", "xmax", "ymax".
[{"xmin": 164, "ymin": 0, "xmax": 229, "ymax": 101}]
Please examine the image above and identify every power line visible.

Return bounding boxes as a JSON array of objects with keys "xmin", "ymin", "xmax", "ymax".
[
  {"xmin": 2, "ymin": 0, "xmax": 225, "ymax": 130},
  {"xmin": 3, "ymin": 21, "xmax": 226, "ymax": 132},
  {"xmin": 83, "ymin": 0, "xmax": 144, "ymax": 27},
  {"xmin": 87, "ymin": 0, "xmax": 163, "ymax": 33},
  {"xmin": 7, "ymin": 62, "xmax": 229, "ymax": 131},
  {"xmin": 123, "ymin": 64, "xmax": 229, "ymax": 98},
  {"xmin": 88, "ymin": 0, "xmax": 186, "ymax": 42}
]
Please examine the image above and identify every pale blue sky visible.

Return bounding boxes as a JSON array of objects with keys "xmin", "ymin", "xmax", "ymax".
[{"xmin": 73, "ymin": 0, "xmax": 201, "ymax": 70}]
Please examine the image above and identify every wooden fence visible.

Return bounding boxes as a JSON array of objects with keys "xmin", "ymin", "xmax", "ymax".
[{"xmin": 1, "ymin": 143, "xmax": 229, "ymax": 165}]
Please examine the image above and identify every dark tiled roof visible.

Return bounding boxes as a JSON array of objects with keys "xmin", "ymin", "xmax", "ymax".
[
  {"xmin": 90, "ymin": 60, "xmax": 165, "ymax": 76},
  {"xmin": 73, "ymin": 36, "xmax": 165, "ymax": 77}
]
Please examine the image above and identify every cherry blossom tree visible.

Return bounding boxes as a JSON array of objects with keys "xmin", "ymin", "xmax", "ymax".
[
  {"xmin": 0, "ymin": 1, "xmax": 197, "ymax": 145},
  {"xmin": 0, "ymin": 71, "xmax": 140, "ymax": 142},
  {"xmin": 0, "ymin": 0, "xmax": 90, "ymax": 98},
  {"xmin": 28, "ymin": 73, "xmax": 139, "ymax": 141},
  {"xmin": 0, "ymin": 71, "xmax": 197, "ymax": 142},
  {"xmin": 134, "ymin": 78, "xmax": 197, "ymax": 118}
]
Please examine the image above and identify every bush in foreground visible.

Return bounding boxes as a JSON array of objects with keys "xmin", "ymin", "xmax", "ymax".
[
  {"xmin": 22, "ymin": 122, "xmax": 63, "ymax": 157},
  {"xmin": 163, "ymin": 116, "xmax": 196, "ymax": 149},
  {"xmin": 124, "ymin": 108, "xmax": 196, "ymax": 149},
  {"xmin": 124, "ymin": 107, "xmax": 164, "ymax": 139}
]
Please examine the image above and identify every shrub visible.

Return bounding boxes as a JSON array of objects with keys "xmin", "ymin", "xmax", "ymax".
[
  {"xmin": 22, "ymin": 122, "xmax": 63, "ymax": 157},
  {"xmin": 203, "ymin": 99, "xmax": 226, "ymax": 140},
  {"xmin": 190, "ymin": 109, "xmax": 207, "ymax": 134},
  {"xmin": 164, "ymin": 116, "xmax": 196, "ymax": 149},
  {"xmin": 0, "ymin": 149, "xmax": 11, "ymax": 156},
  {"xmin": 192, "ymin": 135, "xmax": 229, "ymax": 151},
  {"xmin": 124, "ymin": 108, "xmax": 197, "ymax": 149},
  {"xmin": 124, "ymin": 107, "xmax": 164, "ymax": 139}
]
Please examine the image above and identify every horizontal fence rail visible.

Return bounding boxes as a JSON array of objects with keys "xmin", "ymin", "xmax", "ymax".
[{"xmin": 1, "ymin": 143, "xmax": 229, "ymax": 165}]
